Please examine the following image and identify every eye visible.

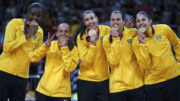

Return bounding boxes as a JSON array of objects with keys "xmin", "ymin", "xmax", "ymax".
[
  {"xmin": 136, "ymin": 19, "xmax": 140, "ymax": 23},
  {"xmin": 116, "ymin": 18, "xmax": 121, "ymax": 21},
  {"xmin": 59, "ymin": 30, "xmax": 63, "ymax": 33},
  {"xmin": 142, "ymin": 18, "xmax": 146, "ymax": 21},
  {"xmin": 65, "ymin": 30, "xmax": 69, "ymax": 33},
  {"xmin": 111, "ymin": 18, "xmax": 115, "ymax": 21},
  {"xmin": 90, "ymin": 16, "xmax": 94, "ymax": 20},
  {"xmin": 37, "ymin": 13, "xmax": 41, "ymax": 18},
  {"xmin": 84, "ymin": 18, "xmax": 89, "ymax": 22},
  {"xmin": 31, "ymin": 12, "xmax": 35, "ymax": 16}
]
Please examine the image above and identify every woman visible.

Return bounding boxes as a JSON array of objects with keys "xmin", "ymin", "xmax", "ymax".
[
  {"xmin": 0, "ymin": 2, "xmax": 43, "ymax": 101},
  {"xmin": 74, "ymin": 10, "xmax": 111, "ymax": 101},
  {"xmin": 103, "ymin": 10, "xmax": 145, "ymax": 101},
  {"xmin": 34, "ymin": 23, "xmax": 79, "ymax": 101},
  {"xmin": 132, "ymin": 11, "xmax": 180, "ymax": 101}
]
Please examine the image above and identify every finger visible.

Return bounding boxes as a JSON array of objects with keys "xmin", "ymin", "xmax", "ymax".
[
  {"xmin": 31, "ymin": 25, "xmax": 38, "ymax": 31},
  {"xmin": 92, "ymin": 37, "xmax": 97, "ymax": 41},
  {"xmin": 50, "ymin": 34, "xmax": 55, "ymax": 41},
  {"xmin": 60, "ymin": 39, "xmax": 66, "ymax": 43},
  {"xmin": 48, "ymin": 32, "xmax": 50, "ymax": 39},
  {"xmin": 127, "ymin": 16, "xmax": 132, "ymax": 23},
  {"xmin": 60, "ymin": 40, "xmax": 66, "ymax": 46},
  {"xmin": 129, "ymin": 16, "xmax": 134, "ymax": 21}
]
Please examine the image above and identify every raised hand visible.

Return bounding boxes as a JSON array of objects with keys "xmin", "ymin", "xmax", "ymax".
[
  {"xmin": 90, "ymin": 34, "xmax": 97, "ymax": 46},
  {"xmin": 26, "ymin": 25, "xmax": 38, "ymax": 39},
  {"xmin": 138, "ymin": 29, "xmax": 146, "ymax": 44},
  {"xmin": 45, "ymin": 32, "xmax": 55, "ymax": 47},
  {"xmin": 59, "ymin": 37, "xmax": 68, "ymax": 47},
  {"xmin": 111, "ymin": 27, "xmax": 119, "ymax": 38},
  {"xmin": 126, "ymin": 16, "xmax": 134, "ymax": 28}
]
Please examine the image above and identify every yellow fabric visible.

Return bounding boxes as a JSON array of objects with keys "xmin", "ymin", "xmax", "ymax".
[
  {"xmin": 77, "ymin": 25, "xmax": 111, "ymax": 82},
  {"xmin": 26, "ymin": 90, "xmax": 35, "ymax": 99},
  {"xmin": 0, "ymin": 18, "xmax": 43, "ymax": 78},
  {"xmin": 103, "ymin": 27, "xmax": 144, "ymax": 93},
  {"xmin": 36, "ymin": 41, "xmax": 79, "ymax": 97},
  {"xmin": 132, "ymin": 24, "xmax": 180, "ymax": 85},
  {"xmin": 71, "ymin": 24, "xmax": 80, "ymax": 35}
]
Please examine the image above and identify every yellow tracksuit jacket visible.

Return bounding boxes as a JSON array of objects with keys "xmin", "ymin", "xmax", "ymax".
[
  {"xmin": 36, "ymin": 41, "xmax": 79, "ymax": 97},
  {"xmin": 77, "ymin": 25, "xmax": 111, "ymax": 81},
  {"xmin": 103, "ymin": 27, "xmax": 144, "ymax": 93},
  {"xmin": 0, "ymin": 18, "xmax": 43, "ymax": 78},
  {"xmin": 132, "ymin": 24, "xmax": 180, "ymax": 85}
]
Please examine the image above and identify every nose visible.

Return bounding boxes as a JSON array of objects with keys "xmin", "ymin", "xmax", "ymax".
[
  {"xmin": 114, "ymin": 21, "xmax": 119, "ymax": 25},
  {"xmin": 138, "ymin": 21, "xmax": 144, "ymax": 27},
  {"xmin": 33, "ymin": 15, "xmax": 38, "ymax": 22},
  {"xmin": 89, "ymin": 19, "xmax": 93, "ymax": 24},
  {"xmin": 139, "ymin": 23, "xmax": 145, "ymax": 27},
  {"xmin": 62, "ymin": 32, "xmax": 67, "ymax": 36},
  {"xmin": 62, "ymin": 32, "xmax": 65, "ymax": 36}
]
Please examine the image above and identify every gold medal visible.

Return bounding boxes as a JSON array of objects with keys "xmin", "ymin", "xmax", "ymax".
[
  {"xmin": 112, "ymin": 25, "xmax": 119, "ymax": 30},
  {"xmin": 139, "ymin": 27, "xmax": 146, "ymax": 33},
  {"xmin": 89, "ymin": 29, "xmax": 96, "ymax": 37},
  {"xmin": 59, "ymin": 36, "xmax": 67, "ymax": 41},
  {"xmin": 30, "ymin": 20, "xmax": 38, "ymax": 26}
]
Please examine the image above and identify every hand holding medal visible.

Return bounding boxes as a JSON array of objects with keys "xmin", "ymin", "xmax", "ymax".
[
  {"xmin": 111, "ymin": 25, "xmax": 119, "ymax": 37},
  {"xmin": 59, "ymin": 36, "xmax": 68, "ymax": 47},
  {"xmin": 26, "ymin": 20, "xmax": 38, "ymax": 39},
  {"xmin": 30, "ymin": 20, "xmax": 38, "ymax": 26},
  {"xmin": 89, "ymin": 29, "xmax": 97, "ymax": 46},
  {"xmin": 89, "ymin": 29, "xmax": 96, "ymax": 37},
  {"xmin": 138, "ymin": 27, "xmax": 146, "ymax": 33},
  {"xmin": 138, "ymin": 27, "xmax": 146, "ymax": 44}
]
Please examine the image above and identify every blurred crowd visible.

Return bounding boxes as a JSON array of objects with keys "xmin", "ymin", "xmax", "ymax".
[
  {"xmin": 0, "ymin": 0, "xmax": 179, "ymax": 100},
  {"xmin": 0, "ymin": 0, "xmax": 180, "ymax": 43}
]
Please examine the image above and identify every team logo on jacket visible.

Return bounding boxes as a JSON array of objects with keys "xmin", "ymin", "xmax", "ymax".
[
  {"xmin": 127, "ymin": 39, "xmax": 132, "ymax": 44},
  {"xmin": 100, "ymin": 36, "xmax": 104, "ymax": 41},
  {"xmin": 33, "ymin": 34, "xmax": 37, "ymax": 40},
  {"xmin": 156, "ymin": 35, "xmax": 162, "ymax": 41}
]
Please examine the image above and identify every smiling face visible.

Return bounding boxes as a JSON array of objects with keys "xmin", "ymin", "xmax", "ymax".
[
  {"xmin": 110, "ymin": 13, "xmax": 124, "ymax": 31},
  {"xmin": 83, "ymin": 13, "xmax": 98, "ymax": 29},
  {"xmin": 56, "ymin": 24, "xmax": 71, "ymax": 39},
  {"xmin": 136, "ymin": 14, "xmax": 152, "ymax": 32},
  {"xmin": 27, "ymin": 7, "xmax": 42, "ymax": 23}
]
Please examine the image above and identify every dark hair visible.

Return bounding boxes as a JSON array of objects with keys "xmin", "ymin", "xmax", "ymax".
[
  {"xmin": 27, "ymin": 2, "xmax": 43, "ymax": 12},
  {"xmin": 67, "ymin": 40, "xmax": 75, "ymax": 51},
  {"xmin": 73, "ymin": 10, "xmax": 96, "ymax": 45},
  {"xmin": 136, "ymin": 11, "xmax": 150, "ymax": 20},
  {"xmin": 110, "ymin": 10, "xmax": 124, "ymax": 20}
]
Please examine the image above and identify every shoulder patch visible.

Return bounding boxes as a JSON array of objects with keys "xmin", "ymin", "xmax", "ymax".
[
  {"xmin": 156, "ymin": 35, "xmax": 162, "ymax": 41},
  {"xmin": 127, "ymin": 39, "xmax": 132, "ymax": 44},
  {"xmin": 33, "ymin": 34, "xmax": 37, "ymax": 40},
  {"xmin": 100, "ymin": 36, "xmax": 104, "ymax": 41}
]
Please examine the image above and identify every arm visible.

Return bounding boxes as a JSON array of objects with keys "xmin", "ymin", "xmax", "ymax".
[
  {"xmin": 163, "ymin": 25, "xmax": 180, "ymax": 62},
  {"xmin": 61, "ymin": 46, "xmax": 79, "ymax": 72},
  {"xmin": 125, "ymin": 16, "xmax": 134, "ymax": 28},
  {"xmin": 30, "ymin": 44, "xmax": 49, "ymax": 62},
  {"xmin": 77, "ymin": 35, "xmax": 97, "ymax": 65},
  {"xmin": 3, "ymin": 19, "xmax": 27, "ymax": 53},
  {"xmin": 103, "ymin": 36, "xmax": 120, "ymax": 67},
  {"xmin": 25, "ymin": 29, "xmax": 47, "ymax": 62},
  {"xmin": 132, "ymin": 38, "xmax": 151, "ymax": 70}
]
